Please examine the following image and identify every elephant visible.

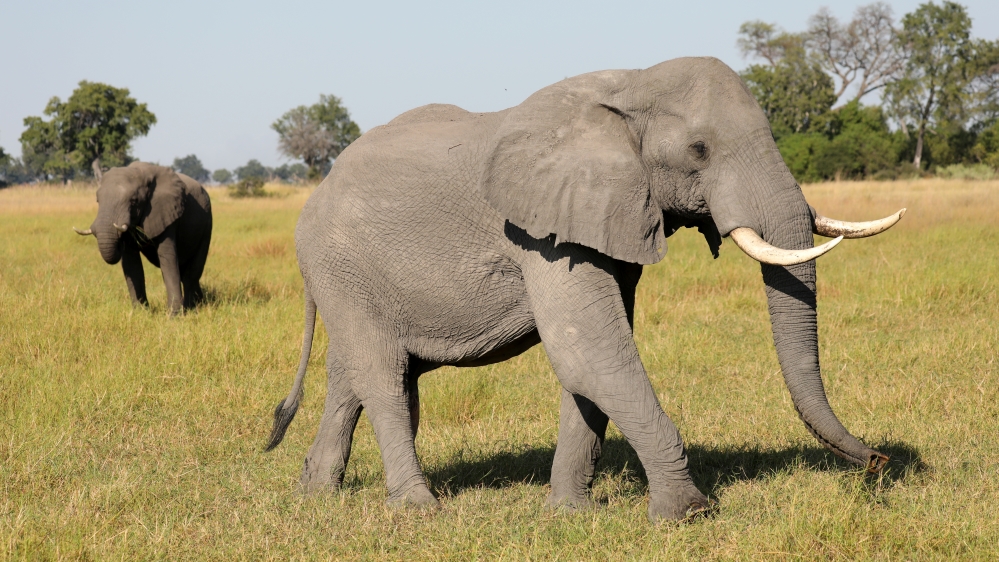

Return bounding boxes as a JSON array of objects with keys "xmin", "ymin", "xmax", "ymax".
[
  {"xmin": 74, "ymin": 161, "xmax": 212, "ymax": 315},
  {"xmin": 264, "ymin": 57, "xmax": 904, "ymax": 522}
]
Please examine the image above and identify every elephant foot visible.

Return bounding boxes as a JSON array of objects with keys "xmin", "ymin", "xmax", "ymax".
[
  {"xmin": 386, "ymin": 485, "xmax": 440, "ymax": 511},
  {"xmin": 300, "ymin": 458, "xmax": 346, "ymax": 495},
  {"xmin": 648, "ymin": 483, "xmax": 713, "ymax": 523},
  {"xmin": 545, "ymin": 490, "xmax": 598, "ymax": 512}
]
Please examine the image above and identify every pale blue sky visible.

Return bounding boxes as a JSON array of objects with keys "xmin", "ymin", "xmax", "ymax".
[{"xmin": 1, "ymin": 1, "xmax": 997, "ymax": 172}]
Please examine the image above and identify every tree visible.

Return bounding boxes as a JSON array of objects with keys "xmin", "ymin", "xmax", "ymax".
[
  {"xmin": 741, "ymin": 62, "xmax": 837, "ymax": 136},
  {"xmin": 0, "ymin": 142, "xmax": 9, "ymax": 187},
  {"xmin": 273, "ymin": 162, "xmax": 309, "ymax": 183},
  {"xmin": 738, "ymin": 21, "xmax": 836, "ymax": 137},
  {"xmin": 172, "ymin": 154, "xmax": 210, "ymax": 182},
  {"xmin": 212, "ymin": 169, "xmax": 233, "ymax": 184},
  {"xmin": 234, "ymin": 159, "xmax": 269, "ymax": 181},
  {"xmin": 966, "ymin": 44, "xmax": 999, "ymax": 128},
  {"xmin": 807, "ymin": 3, "xmax": 905, "ymax": 103},
  {"xmin": 19, "ymin": 116, "xmax": 73, "ymax": 181},
  {"xmin": 272, "ymin": 94, "xmax": 361, "ymax": 180},
  {"xmin": 19, "ymin": 81, "xmax": 155, "ymax": 181},
  {"xmin": 884, "ymin": 1, "xmax": 993, "ymax": 168},
  {"xmin": 737, "ymin": 21, "xmax": 807, "ymax": 65}
]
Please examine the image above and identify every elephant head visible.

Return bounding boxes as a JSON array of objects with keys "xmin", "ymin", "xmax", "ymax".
[
  {"xmin": 75, "ymin": 162, "xmax": 186, "ymax": 264},
  {"xmin": 481, "ymin": 57, "xmax": 901, "ymax": 471}
]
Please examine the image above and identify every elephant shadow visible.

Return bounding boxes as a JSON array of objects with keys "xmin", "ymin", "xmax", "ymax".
[
  {"xmin": 424, "ymin": 437, "xmax": 927, "ymax": 500},
  {"xmin": 200, "ymin": 278, "xmax": 276, "ymax": 307}
]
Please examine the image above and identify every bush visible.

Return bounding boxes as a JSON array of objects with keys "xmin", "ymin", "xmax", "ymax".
[
  {"xmin": 776, "ymin": 133, "xmax": 829, "ymax": 183},
  {"xmin": 935, "ymin": 163, "xmax": 998, "ymax": 180},
  {"xmin": 971, "ymin": 121, "xmax": 999, "ymax": 170},
  {"xmin": 776, "ymin": 101, "xmax": 902, "ymax": 182},
  {"xmin": 228, "ymin": 177, "xmax": 267, "ymax": 198}
]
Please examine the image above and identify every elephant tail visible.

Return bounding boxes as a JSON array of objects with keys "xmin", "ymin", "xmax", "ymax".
[{"xmin": 265, "ymin": 288, "xmax": 317, "ymax": 451}]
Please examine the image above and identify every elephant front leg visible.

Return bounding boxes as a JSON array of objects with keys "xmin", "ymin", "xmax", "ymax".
[
  {"xmin": 156, "ymin": 232, "xmax": 183, "ymax": 315},
  {"xmin": 120, "ymin": 243, "xmax": 148, "ymax": 307},
  {"xmin": 525, "ymin": 255, "xmax": 710, "ymax": 522},
  {"xmin": 547, "ymin": 389, "xmax": 608, "ymax": 511}
]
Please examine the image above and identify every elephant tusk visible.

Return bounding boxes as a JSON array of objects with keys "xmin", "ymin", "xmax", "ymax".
[
  {"xmin": 113, "ymin": 223, "xmax": 129, "ymax": 233},
  {"xmin": 813, "ymin": 208, "xmax": 907, "ymax": 239},
  {"xmin": 73, "ymin": 227, "xmax": 93, "ymax": 236},
  {"xmin": 729, "ymin": 227, "xmax": 843, "ymax": 266}
]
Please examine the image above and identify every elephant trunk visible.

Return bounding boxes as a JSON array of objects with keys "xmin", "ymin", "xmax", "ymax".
[
  {"xmin": 710, "ymin": 136, "xmax": 887, "ymax": 472},
  {"xmin": 762, "ymin": 258, "xmax": 887, "ymax": 471},
  {"xmin": 94, "ymin": 207, "xmax": 129, "ymax": 264},
  {"xmin": 755, "ymin": 185, "xmax": 887, "ymax": 471}
]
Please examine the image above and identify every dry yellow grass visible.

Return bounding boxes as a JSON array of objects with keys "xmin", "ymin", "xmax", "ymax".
[
  {"xmin": 803, "ymin": 178, "xmax": 999, "ymax": 229},
  {"xmin": 1, "ymin": 178, "xmax": 998, "ymax": 560}
]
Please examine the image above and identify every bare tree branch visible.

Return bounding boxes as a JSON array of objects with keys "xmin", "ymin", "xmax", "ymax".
[{"xmin": 807, "ymin": 2, "xmax": 903, "ymax": 104}]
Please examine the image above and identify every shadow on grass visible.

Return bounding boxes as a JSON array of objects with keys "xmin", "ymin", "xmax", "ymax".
[
  {"xmin": 200, "ymin": 278, "xmax": 275, "ymax": 307},
  {"xmin": 426, "ymin": 437, "xmax": 926, "ymax": 499}
]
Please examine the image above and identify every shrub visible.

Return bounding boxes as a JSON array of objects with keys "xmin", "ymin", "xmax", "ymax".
[
  {"xmin": 228, "ymin": 177, "xmax": 267, "ymax": 198},
  {"xmin": 971, "ymin": 121, "xmax": 999, "ymax": 170},
  {"xmin": 777, "ymin": 133, "xmax": 829, "ymax": 183},
  {"xmin": 777, "ymin": 101, "xmax": 902, "ymax": 182},
  {"xmin": 935, "ymin": 163, "xmax": 998, "ymax": 180}
]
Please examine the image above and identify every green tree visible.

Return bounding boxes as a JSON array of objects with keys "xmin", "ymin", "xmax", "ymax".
[
  {"xmin": 172, "ymin": 154, "xmax": 210, "ymax": 182},
  {"xmin": 212, "ymin": 169, "xmax": 233, "ymax": 184},
  {"xmin": 738, "ymin": 21, "xmax": 837, "ymax": 137},
  {"xmin": 19, "ymin": 81, "xmax": 156, "ymax": 181},
  {"xmin": 273, "ymin": 162, "xmax": 309, "ymax": 183},
  {"xmin": 0, "ymin": 142, "xmax": 9, "ymax": 187},
  {"xmin": 884, "ymin": 2, "xmax": 991, "ymax": 168},
  {"xmin": 234, "ymin": 159, "xmax": 269, "ymax": 181},
  {"xmin": 19, "ymin": 116, "xmax": 74, "ymax": 181},
  {"xmin": 811, "ymin": 101, "xmax": 899, "ymax": 178},
  {"xmin": 272, "ymin": 94, "xmax": 361, "ymax": 180},
  {"xmin": 737, "ymin": 21, "xmax": 807, "ymax": 65},
  {"xmin": 776, "ymin": 101, "xmax": 902, "ymax": 182},
  {"xmin": 971, "ymin": 120, "xmax": 999, "ymax": 168}
]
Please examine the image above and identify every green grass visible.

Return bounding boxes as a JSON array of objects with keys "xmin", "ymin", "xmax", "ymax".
[{"xmin": 2, "ymin": 179, "xmax": 998, "ymax": 560}]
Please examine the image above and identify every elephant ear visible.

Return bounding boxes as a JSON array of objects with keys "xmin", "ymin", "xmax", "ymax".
[
  {"xmin": 141, "ymin": 166, "xmax": 186, "ymax": 239},
  {"xmin": 479, "ymin": 70, "xmax": 667, "ymax": 265}
]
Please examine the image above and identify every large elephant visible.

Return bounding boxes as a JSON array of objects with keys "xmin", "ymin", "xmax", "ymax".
[
  {"xmin": 74, "ymin": 162, "xmax": 212, "ymax": 315},
  {"xmin": 265, "ymin": 57, "xmax": 904, "ymax": 522}
]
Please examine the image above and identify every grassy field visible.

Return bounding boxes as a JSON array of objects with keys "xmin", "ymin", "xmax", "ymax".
[{"xmin": 1, "ymin": 178, "xmax": 998, "ymax": 560}]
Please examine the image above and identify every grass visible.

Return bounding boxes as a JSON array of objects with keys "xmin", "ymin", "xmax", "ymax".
[{"xmin": 1, "ymin": 178, "xmax": 998, "ymax": 560}]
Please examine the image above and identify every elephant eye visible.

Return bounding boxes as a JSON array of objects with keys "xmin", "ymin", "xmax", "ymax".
[{"xmin": 688, "ymin": 141, "xmax": 709, "ymax": 161}]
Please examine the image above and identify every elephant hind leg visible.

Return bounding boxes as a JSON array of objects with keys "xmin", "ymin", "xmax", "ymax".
[
  {"xmin": 301, "ymin": 351, "xmax": 364, "ymax": 494},
  {"xmin": 334, "ymin": 329, "xmax": 437, "ymax": 509},
  {"xmin": 547, "ymin": 389, "xmax": 608, "ymax": 511},
  {"xmin": 181, "ymin": 234, "xmax": 211, "ymax": 309}
]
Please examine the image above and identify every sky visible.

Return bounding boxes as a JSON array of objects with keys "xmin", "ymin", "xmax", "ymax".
[{"xmin": 1, "ymin": 0, "xmax": 997, "ymax": 172}]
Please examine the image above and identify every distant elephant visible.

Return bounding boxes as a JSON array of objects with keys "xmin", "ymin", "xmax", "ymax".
[
  {"xmin": 265, "ymin": 57, "xmax": 904, "ymax": 522},
  {"xmin": 74, "ymin": 162, "xmax": 212, "ymax": 315}
]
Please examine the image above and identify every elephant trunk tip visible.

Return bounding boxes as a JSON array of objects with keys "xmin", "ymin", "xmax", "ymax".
[{"xmin": 867, "ymin": 452, "xmax": 889, "ymax": 473}]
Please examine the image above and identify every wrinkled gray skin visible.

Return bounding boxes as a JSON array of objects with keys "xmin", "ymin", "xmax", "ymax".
[
  {"xmin": 83, "ymin": 162, "xmax": 212, "ymax": 315},
  {"xmin": 267, "ymin": 57, "xmax": 888, "ymax": 522}
]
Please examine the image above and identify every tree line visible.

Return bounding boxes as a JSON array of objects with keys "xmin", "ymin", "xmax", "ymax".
[
  {"xmin": 739, "ymin": 1, "xmax": 999, "ymax": 181},
  {"xmin": 0, "ymin": 85, "xmax": 361, "ymax": 187}
]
